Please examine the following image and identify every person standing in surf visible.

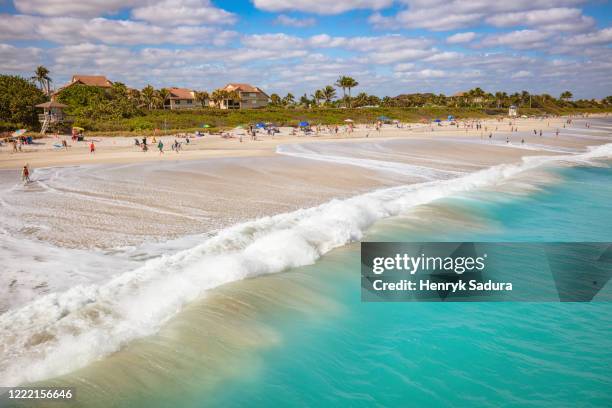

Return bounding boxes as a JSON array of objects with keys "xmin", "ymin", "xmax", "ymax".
[
  {"xmin": 89, "ymin": 141, "xmax": 95, "ymax": 154},
  {"xmin": 158, "ymin": 140, "xmax": 164, "ymax": 155},
  {"xmin": 21, "ymin": 164, "xmax": 31, "ymax": 183}
]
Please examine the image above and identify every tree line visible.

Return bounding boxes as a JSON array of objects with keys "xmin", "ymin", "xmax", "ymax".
[{"xmin": 2, "ymin": 67, "xmax": 612, "ymax": 131}]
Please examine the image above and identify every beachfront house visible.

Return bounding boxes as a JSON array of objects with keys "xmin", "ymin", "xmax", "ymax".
[
  {"xmin": 51, "ymin": 75, "xmax": 114, "ymax": 100},
  {"xmin": 216, "ymin": 83, "xmax": 269, "ymax": 109},
  {"xmin": 508, "ymin": 105, "xmax": 518, "ymax": 117},
  {"xmin": 58, "ymin": 75, "xmax": 113, "ymax": 91},
  {"xmin": 166, "ymin": 88, "xmax": 203, "ymax": 109}
]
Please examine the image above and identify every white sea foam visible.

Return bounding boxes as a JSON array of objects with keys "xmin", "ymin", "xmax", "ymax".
[
  {"xmin": 1, "ymin": 143, "xmax": 611, "ymax": 387},
  {"xmin": 276, "ymin": 143, "xmax": 462, "ymax": 179}
]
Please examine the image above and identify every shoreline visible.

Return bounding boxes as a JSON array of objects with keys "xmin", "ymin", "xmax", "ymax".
[{"xmin": 0, "ymin": 115, "xmax": 606, "ymax": 170}]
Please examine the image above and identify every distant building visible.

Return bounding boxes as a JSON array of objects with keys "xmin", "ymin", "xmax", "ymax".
[
  {"xmin": 508, "ymin": 105, "xmax": 518, "ymax": 117},
  {"xmin": 52, "ymin": 75, "xmax": 113, "ymax": 99},
  {"xmin": 217, "ymin": 83, "xmax": 269, "ymax": 109},
  {"xmin": 166, "ymin": 88, "xmax": 203, "ymax": 109},
  {"xmin": 68, "ymin": 75, "xmax": 113, "ymax": 88},
  {"xmin": 452, "ymin": 91, "xmax": 484, "ymax": 104}
]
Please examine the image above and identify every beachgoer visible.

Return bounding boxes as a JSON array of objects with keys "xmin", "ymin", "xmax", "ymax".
[
  {"xmin": 89, "ymin": 141, "xmax": 95, "ymax": 154},
  {"xmin": 22, "ymin": 164, "xmax": 30, "ymax": 183},
  {"xmin": 62, "ymin": 139, "xmax": 68, "ymax": 150},
  {"xmin": 158, "ymin": 140, "xmax": 164, "ymax": 154}
]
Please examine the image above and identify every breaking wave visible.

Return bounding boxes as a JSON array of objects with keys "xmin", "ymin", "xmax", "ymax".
[{"xmin": 1, "ymin": 143, "xmax": 611, "ymax": 387}]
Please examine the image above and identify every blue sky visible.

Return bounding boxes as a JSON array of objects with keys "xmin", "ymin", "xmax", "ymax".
[{"xmin": 1, "ymin": 0, "xmax": 611, "ymax": 98}]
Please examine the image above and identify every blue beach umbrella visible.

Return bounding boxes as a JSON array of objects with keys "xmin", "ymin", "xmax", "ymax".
[
  {"xmin": 433, "ymin": 119, "xmax": 442, "ymax": 123},
  {"xmin": 377, "ymin": 116, "xmax": 390, "ymax": 121},
  {"xmin": 447, "ymin": 115, "xmax": 455, "ymax": 121},
  {"xmin": 256, "ymin": 122, "xmax": 266, "ymax": 128},
  {"xmin": 299, "ymin": 121, "xmax": 309, "ymax": 127}
]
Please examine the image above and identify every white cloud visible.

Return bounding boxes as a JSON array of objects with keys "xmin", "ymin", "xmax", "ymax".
[
  {"xmin": 480, "ymin": 29, "xmax": 552, "ymax": 50},
  {"xmin": 511, "ymin": 70, "xmax": 533, "ymax": 78},
  {"xmin": 0, "ymin": 14, "xmax": 237, "ymax": 45},
  {"xmin": 446, "ymin": 32, "xmax": 476, "ymax": 44},
  {"xmin": 131, "ymin": 0, "xmax": 236, "ymax": 26},
  {"xmin": 485, "ymin": 7, "xmax": 594, "ymax": 32},
  {"xmin": 370, "ymin": 0, "xmax": 588, "ymax": 31},
  {"xmin": 274, "ymin": 14, "xmax": 316, "ymax": 28},
  {"xmin": 13, "ymin": 0, "xmax": 145, "ymax": 17},
  {"xmin": 0, "ymin": 43, "xmax": 42, "ymax": 71},
  {"xmin": 252, "ymin": 0, "xmax": 392, "ymax": 14},
  {"xmin": 565, "ymin": 27, "xmax": 612, "ymax": 46}
]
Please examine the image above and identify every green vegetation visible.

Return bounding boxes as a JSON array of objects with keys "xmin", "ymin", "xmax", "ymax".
[
  {"xmin": 2, "ymin": 68, "xmax": 612, "ymax": 135},
  {"xmin": 0, "ymin": 74, "xmax": 46, "ymax": 131}
]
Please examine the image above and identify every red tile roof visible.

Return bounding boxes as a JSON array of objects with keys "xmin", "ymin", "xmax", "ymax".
[
  {"xmin": 168, "ymin": 87, "xmax": 195, "ymax": 100},
  {"xmin": 71, "ymin": 75, "xmax": 113, "ymax": 87}
]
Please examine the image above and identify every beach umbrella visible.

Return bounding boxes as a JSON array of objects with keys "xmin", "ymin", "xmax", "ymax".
[
  {"xmin": 392, "ymin": 119, "xmax": 400, "ymax": 123},
  {"xmin": 256, "ymin": 122, "xmax": 266, "ymax": 128},
  {"xmin": 299, "ymin": 121, "xmax": 309, "ymax": 127},
  {"xmin": 72, "ymin": 126, "xmax": 84, "ymax": 131},
  {"xmin": 433, "ymin": 119, "xmax": 442, "ymax": 123},
  {"xmin": 344, "ymin": 119, "xmax": 354, "ymax": 123},
  {"xmin": 201, "ymin": 124, "xmax": 211, "ymax": 128},
  {"xmin": 377, "ymin": 115, "xmax": 390, "ymax": 121},
  {"xmin": 12, "ymin": 129, "xmax": 27, "ymax": 137},
  {"xmin": 447, "ymin": 115, "xmax": 455, "ymax": 121}
]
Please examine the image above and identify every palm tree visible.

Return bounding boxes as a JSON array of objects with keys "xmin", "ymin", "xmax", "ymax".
[
  {"xmin": 311, "ymin": 89, "xmax": 324, "ymax": 106},
  {"xmin": 32, "ymin": 66, "xmax": 52, "ymax": 96},
  {"xmin": 560, "ymin": 91, "xmax": 573, "ymax": 101},
  {"xmin": 226, "ymin": 90, "xmax": 240, "ymax": 108},
  {"xmin": 335, "ymin": 76, "xmax": 347, "ymax": 98},
  {"xmin": 343, "ymin": 76, "xmax": 359, "ymax": 107},
  {"xmin": 353, "ymin": 92, "xmax": 369, "ymax": 108},
  {"xmin": 322, "ymin": 86, "xmax": 336, "ymax": 104},
  {"xmin": 158, "ymin": 88, "xmax": 171, "ymax": 109},
  {"xmin": 211, "ymin": 89, "xmax": 225, "ymax": 108},
  {"xmin": 269, "ymin": 93, "xmax": 282, "ymax": 106},
  {"xmin": 282, "ymin": 93, "xmax": 295, "ymax": 106},
  {"xmin": 140, "ymin": 85, "xmax": 156, "ymax": 110},
  {"xmin": 194, "ymin": 91, "xmax": 209, "ymax": 108}
]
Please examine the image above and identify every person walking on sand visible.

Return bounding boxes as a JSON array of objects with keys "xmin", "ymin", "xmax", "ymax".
[
  {"xmin": 89, "ymin": 141, "xmax": 95, "ymax": 154},
  {"xmin": 22, "ymin": 164, "xmax": 31, "ymax": 183},
  {"xmin": 158, "ymin": 140, "xmax": 164, "ymax": 155}
]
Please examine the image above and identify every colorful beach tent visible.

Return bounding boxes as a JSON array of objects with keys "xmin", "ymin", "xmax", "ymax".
[
  {"xmin": 256, "ymin": 122, "xmax": 266, "ymax": 128},
  {"xmin": 447, "ymin": 115, "xmax": 455, "ymax": 121},
  {"xmin": 12, "ymin": 129, "xmax": 27, "ymax": 137},
  {"xmin": 299, "ymin": 121, "xmax": 309, "ymax": 127}
]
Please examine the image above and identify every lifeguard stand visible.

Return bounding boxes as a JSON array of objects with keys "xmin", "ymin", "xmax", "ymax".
[
  {"xmin": 36, "ymin": 101, "xmax": 70, "ymax": 134},
  {"xmin": 508, "ymin": 105, "xmax": 518, "ymax": 117}
]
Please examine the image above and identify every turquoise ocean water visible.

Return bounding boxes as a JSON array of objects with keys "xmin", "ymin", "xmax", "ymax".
[
  {"xmin": 200, "ymin": 163, "xmax": 612, "ymax": 407},
  {"xmin": 5, "ymin": 162, "xmax": 611, "ymax": 408}
]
